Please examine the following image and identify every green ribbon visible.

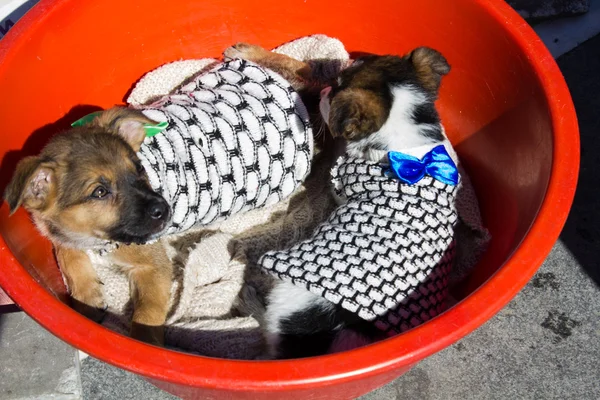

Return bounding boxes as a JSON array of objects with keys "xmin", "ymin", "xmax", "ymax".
[
  {"xmin": 71, "ymin": 111, "xmax": 168, "ymax": 137},
  {"xmin": 71, "ymin": 111, "xmax": 103, "ymax": 127},
  {"xmin": 143, "ymin": 121, "xmax": 169, "ymax": 137}
]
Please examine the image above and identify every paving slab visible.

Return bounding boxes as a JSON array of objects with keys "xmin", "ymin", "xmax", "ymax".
[
  {"xmin": 0, "ymin": 313, "xmax": 81, "ymax": 400},
  {"xmin": 80, "ymin": 356, "xmax": 176, "ymax": 400}
]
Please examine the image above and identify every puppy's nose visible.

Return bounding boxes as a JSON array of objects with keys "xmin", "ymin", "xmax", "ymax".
[
  {"xmin": 147, "ymin": 201, "xmax": 168, "ymax": 220},
  {"xmin": 320, "ymin": 86, "xmax": 332, "ymax": 99}
]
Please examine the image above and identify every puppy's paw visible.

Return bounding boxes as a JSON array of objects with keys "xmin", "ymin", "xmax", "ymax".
[
  {"xmin": 72, "ymin": 299, "xmax": 107, "ymax": 323},
  {"xmin": 233, "ymin": 284, "xmax": 266, "ymax": 317},
  {"xmin": 130, "ymin": 322, "xmax": 165, "ymax": 346},
  {"xmin": 223, "ymin": 43, "xmax": 268, "ymax": 62}
]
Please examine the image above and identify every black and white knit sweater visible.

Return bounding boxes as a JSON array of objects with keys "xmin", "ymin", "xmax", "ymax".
[
  {"xmin": 137, "ymin": 59, "xmax": 313, "ymax": 235},
  {"xmin": 259, "ymin": 148, "xmax": 460, "ymax": 335}
]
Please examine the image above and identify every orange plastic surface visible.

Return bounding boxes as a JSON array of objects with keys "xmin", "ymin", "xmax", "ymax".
[{"xmin": 0, "ymin": 0, "xmax": 579, "ymax": 399}]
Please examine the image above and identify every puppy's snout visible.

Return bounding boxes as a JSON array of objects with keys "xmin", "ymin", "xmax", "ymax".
[
  {"xmin": 320, "ymin": 86, "xmax": 332, "ymax": 99},
  {"xmin": 147, "ymin": 200, "xmax": 168, "ymax": 220}
]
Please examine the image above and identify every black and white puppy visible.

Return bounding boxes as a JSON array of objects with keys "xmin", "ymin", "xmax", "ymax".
[{"xmin": 259, "ymin": 48, "xmax": 460, "ymax": 359}]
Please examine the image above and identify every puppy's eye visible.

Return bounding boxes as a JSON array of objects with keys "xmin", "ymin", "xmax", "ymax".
[
  {"xmin": 135, "ymin": 162, "xmax": 144, "ymax": 174},
  {"xmin": 91, "ymin": 186, "xmax": 109, "ymax": 199}
]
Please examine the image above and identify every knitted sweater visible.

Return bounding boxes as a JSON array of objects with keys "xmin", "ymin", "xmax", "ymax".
[
  {"xmin": 259, "ymin": 148, "xmax": 460, "ymax": 335},
  {"xmin": 137, "ymin": 59, "xmax": 313, "ymax": 235}
]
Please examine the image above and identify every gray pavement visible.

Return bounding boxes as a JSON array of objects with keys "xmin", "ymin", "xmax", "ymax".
[
  {"xmin": 0, "ymin": 313, "xmax": 80, "ymax": 399},
  {"xmin": 1, "ymin": 12, "xmax": 600, "ymax": 400}
]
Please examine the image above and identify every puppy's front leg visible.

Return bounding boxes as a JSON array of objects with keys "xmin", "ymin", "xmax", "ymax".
[
  {"xmin": 54, "ymin": 245, "xmax": 106, "ymax": 322},
  {"xmin": 224, "ymin": 43, "xmax": 314, "ymax": 91},
  {"xmin": 114, "ymin": 243, "xmax": 172, "ymax": 346},
  {"xmin": 129, "ymin": 267, "xmax": 171, "ymax": 345}
]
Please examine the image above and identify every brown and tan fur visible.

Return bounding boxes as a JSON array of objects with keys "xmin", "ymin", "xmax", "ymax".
[
  {"xmin": 5, "ymin": 109, "xmax": 175, "ymax": 345},
  {"xmin": 4, "ymin": 48, "xmax": 332, "ymax": 346},
  {"xmin": 325, "ymin": 48, "xmax": 450, "ymax": 145},
  {"xmin": 224, "ymin": 43, "xmax": 317, "ymax": 92}
]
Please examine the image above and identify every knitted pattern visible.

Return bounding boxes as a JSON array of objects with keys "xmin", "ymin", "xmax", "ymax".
[
  {"xmin": 137, "ymin": 59, "xmax": 313, "ymax": 235},
  {"xmin": 259, "ymin": 153, "xmax": 460, "ymax": 335}
]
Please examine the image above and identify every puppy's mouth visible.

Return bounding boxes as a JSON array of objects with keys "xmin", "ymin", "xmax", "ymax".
[
  {"xmin": 107, "ymin": 214, "xmax": 171, "ymax": 245},
  {"xmin": 109, "ymin": 232, "xmax": 155, "ymax": 245},
  {"xmin": 108, "ymin": 226, "xmax": 166, "ymax": 245}
]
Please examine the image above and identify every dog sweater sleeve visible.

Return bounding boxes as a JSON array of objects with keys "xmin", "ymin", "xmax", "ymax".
[
  {"xmin": 259, "ymin": 156, "xmax": 459, "ymax": 336},
  {"xmin": 136, "ymin": 60, "xmax": 313, "ymax": 235}
]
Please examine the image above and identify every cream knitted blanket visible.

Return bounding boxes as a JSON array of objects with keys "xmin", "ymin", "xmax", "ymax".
[{"xmin": 90, "ymin": 35, "xmax": 490, "ymax": 360}]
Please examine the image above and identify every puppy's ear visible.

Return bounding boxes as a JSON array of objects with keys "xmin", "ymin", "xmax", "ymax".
[
  {"xmin": 408, "ymin": 47, "xmax": 450, "ymax": 94},
  {"xmin": 94, "ymin": 107, "xmax": 157, "ymax": 151},
  {"xmin": 329, "ymin": 89, "xmax": 387, "ymax": 140},
  {"xmin": 4, "ymin": 156, "xmax": 56, "ymax": 214}
]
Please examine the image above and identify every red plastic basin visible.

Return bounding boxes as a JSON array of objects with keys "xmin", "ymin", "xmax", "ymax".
[{"xmin": 0, "ymin": 0, "xmax": 578, "ymax": 399}]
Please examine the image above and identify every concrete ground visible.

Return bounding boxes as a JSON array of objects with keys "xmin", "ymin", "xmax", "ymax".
[{"xmin": 1, "ymin": 6, "xmax": 600, "ymax": 400}]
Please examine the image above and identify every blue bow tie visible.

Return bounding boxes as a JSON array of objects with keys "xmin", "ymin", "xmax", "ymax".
[{"xmin": 387, "ymin": 145, "xmax": 459, "ymax": 186}]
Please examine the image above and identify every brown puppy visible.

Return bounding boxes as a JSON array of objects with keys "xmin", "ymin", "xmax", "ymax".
[{"xmin": 5, "ymin": 110, "xmax": 172, "ymax": 344}]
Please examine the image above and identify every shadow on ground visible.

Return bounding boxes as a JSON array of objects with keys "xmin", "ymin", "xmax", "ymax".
[{"xmin": 556, "ymin": 33, "xmax": 600, "ymax": 287}]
